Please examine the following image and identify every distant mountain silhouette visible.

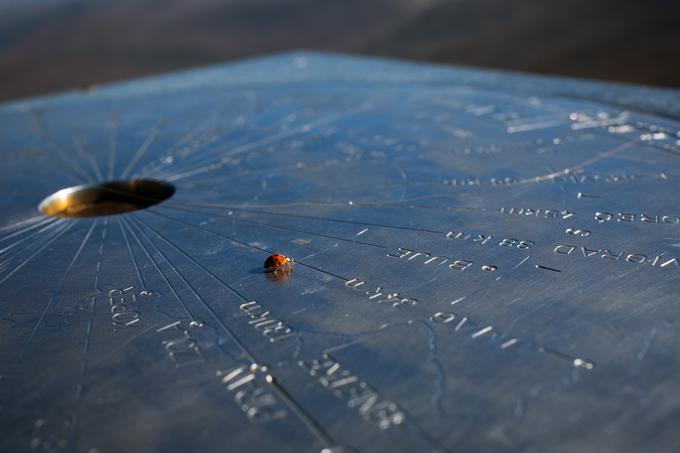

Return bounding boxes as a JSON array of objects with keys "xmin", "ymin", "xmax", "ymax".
[{"xmin": 0, "ymin": 0, "xmax": 678, "ymax": 101}]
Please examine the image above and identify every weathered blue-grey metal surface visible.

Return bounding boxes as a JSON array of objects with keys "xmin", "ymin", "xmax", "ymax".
[{"xmin": 1, "ymin": 52, "xmax": 680, "ymax": 453}]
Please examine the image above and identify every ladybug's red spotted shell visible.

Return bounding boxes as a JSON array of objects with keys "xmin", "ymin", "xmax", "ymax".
[{"xmin": 264, "ymin": 253, "xmax": 293, "ymax": 272}]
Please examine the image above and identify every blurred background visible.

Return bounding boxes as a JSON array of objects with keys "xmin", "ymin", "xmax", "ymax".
[{"xmin": 1, "ymin": 0, "xmax": 679, "ymax": 102}]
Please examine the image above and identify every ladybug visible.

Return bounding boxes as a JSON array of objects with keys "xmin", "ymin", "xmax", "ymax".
[{"xmin": 264, "ymin": 253, "xmax": 294, "ymax": 272}]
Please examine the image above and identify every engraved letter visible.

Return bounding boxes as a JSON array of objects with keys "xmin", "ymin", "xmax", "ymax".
[
  {"xmin": 449, "ymin": 260, "xmax": 473, "ymax": 271},
  {"xmin": 554, "ymin": 245, "xmax": 576, "ymax": 255}
]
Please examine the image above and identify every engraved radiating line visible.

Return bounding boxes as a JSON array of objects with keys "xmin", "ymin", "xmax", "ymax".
[
  {"xmin": 501, "ymin": 338, "xmax": 519, "ymax": 349},
  {"xmin": 154, "ymin": 206, "xmax": 387, "ymax": 250},
  {"xmin": 107, "ymin": 111, "xmax": 119, "ymax": 181},
  {"xmin": 149, "ymin": 115, "xmax": 242, "ymax": 172},
  {"xmin": 26, "ymin": 146, "xmax": 84, "ymax": 185},
  {"xmin": 120, "ymin": 217, "xmax": 194, "ymax": 319},
  {"xmin": 0, "ymin": 215, "xmax": 47, "ymax": 234},
  {"xmin": 21, "ymin": 219, "xmax": 97, "ymax": 356},
  {"xmin": 166, "ymin": 192, "xmax": 505, "ymax": 218},
  {"xmin": 441, "ymin": 309, "xmax": 596, "ymax": 369},
  {"xmin": 152, "ymin": 204, "xmax": 449, "ymax": 282},
  {"xmin": 0, "ymin": 220, "xmax": 66, "ymax": 271},
  {"xmin": 10, "ymin": 218, "xmax": 599, "ymax": 374},
  {"xmin": 637, "ymin": 327, "xmax": 659, "ymax": 361},
  {"xmin": 168, "ymin": 193, "xmax": 471, "ymax": 210},
  {"xmin": 137, "ymin": 212, "xmax": 584, "ymax": 448},
  {"xmin": 535, "ymin": 264, "xmax": 561, "ymax": 273},
  {"xmin": 538, "ymin": 346, "xmax": 595, "ymax": 370},
  {"xmin": 449, "ymin": 296, "xmax": 465, "ymax": 306},
  {"xmin": 93, "ymin": 322, "xmax": 162, "ymax": 367},
  {"xmin": 159, "ymin": 103, "xmax": 374, "ymax": 182},
  {"xmin": 165, "ymin": 111, "xmax": 398, "ymax": 183},
  {"xmin": 167, "ymin": 110, "xmax": 220, "ymax": 151},
  {"xmin": 28, "ymin": 108, "xmax": 94, "ymax": 183},
  {"xmin": 129, "ymin": 216, "xmax": 256, "ymax": 362},
  {"xmin": 132, "ymin": 215, "xmax": 252, "ymax": 302},
  {"xmin": 514, "ymin": 139, "xmax": 639, "ymax": 186},
  {"xmin": 471, "ymin": 325, "xmax": 493, "ymax": 338},
  {"xmin": 122, "ymin": 168, "xmax": 459, "ymax": 211},
  {"xmin": 143, "ymin": 209, "xmax": 348, "ymax": 281},
  {"xmin": 151, "ymin": 106, "xmax": 349, "ymax": 180},
  {"xmin": 506, "ymin": 118, "xmax": 570, "ymax": 133},
  {"xmin": 419, "ymin": 90, "xmax": 567, "ymax": 116},
  {"xmin": 164, "ymin": 201, "xmax": 445, "ymax": 234},
  {"xmin": 164, "ymin": 109, "xmax": 225, "ymax": 152},
  {"xmin": 137, "ymin": 212, "xmax": 347, "ymax": 348},
  {"xmin": 71, "ymin": 218, "xmax": 106, "ymax": 451},
  {"xmin": 107, "ymin": 174, "xmax": 484, "ymax": 218},
  {"xmin": 264, "ymin": 374, "xmax": 335, "ymax": 448},
  {"xmin": 171, "ymin": 226, "xmax": 595, "ymax": 363},
  {"xmin": 38, "ymin": 142, "xmax": 94, "ymax": 183},
  {"xmin": 120, "ymin": 117, "xmax": 164, "ymax": 179},
  {"xmin": 225, "ymin": 373, "xmax": 256, "ymax": 391},
  {"xmin": 135, "ymin": 110, "xmax": 223, "ymax": 177},
  {"xmin": 0, "ymin": 218, "xmax": 62, "ymax": 256},
  {"xmin": 32, "ymin": 118, "xmax": 92, "ymax": 182},
  {"xmin": 0, "ymin": 221, "xmax": 67, "ymax": 278},
  {"xmin": 175, "ymin": 156, "xmax": 305, "ymax": 184},
  {"xmin": 322, "ymin": 338, "xmax": 368, "ymax": 355},
  {"xmin": 0, "ymin": 216, "xmax": 56, "ymax": 244},
  {"xmin": 505, "ymin": 112, "xmax": 570, "ymax": 126},
  {"xmin": 147, "ymin": 209, "xmax": 598, "ymax": 373},
  {"xmin": 73, "ymin": 137, "xmax": 105, "ymax": 182},
  {"xmin": 131, "ymin": 215, "xmax": 339, "ymax": 449},
  {"xmin": 454, "ymin": 317, "xmax": 468, "ymax": 331},
  {"xmin": 510, "ymin": 255, "xmax": 531, "ymax": 271},
  {"xmin": 0, "ymin": 220, "xmax": 75, "ymax": 286},
  {"xmin": 161, "ymin": 104, "xmax": 300, "ymax": 172},
  {"xmin": 117, "ymin": 216, "xmax": 146, "ymax": 290}
]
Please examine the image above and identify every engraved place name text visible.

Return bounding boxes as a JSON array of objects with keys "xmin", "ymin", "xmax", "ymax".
[
  {"xmin": 156, "ymin": 321, "xmax": 205, "ymax": 367},
  {"xmin": 216, "ymin": 365, "xmax": 287, "ymax": 423},
  {"xmin": 386, "ymin": 247, "xmax": 499, "ymax": 272},
  {"xmin": 595, "ymin": 212, "xmax": 680, "ymax": 224},
  {"xmin": 500, "ymin": 207, "xmax": 575, "ymax": 220},
  {"xmin": 430, "ymin": 311, "xmax": 595, "ymax": 369},
  {"xmin": 345, "ymin": 278, "xmax": 418, "ymax": 308},
  {"xmin": 300, "ymin": 354, "xmax": 405, "ymax": 430},
  {"xmin": 239, "ymin": 301, "xmax": 296, "ymax": 343},
  {"xmin": 554, "ymin": 244, "xmax": 679, "ymax": 271},
  {"xmin": 108, "ymin": 287, "xmax": 141, "ymax": 328}
]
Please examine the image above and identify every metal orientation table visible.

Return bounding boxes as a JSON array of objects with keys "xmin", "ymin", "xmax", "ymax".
[{"xmin": 1, "ymin": 52, "xmax": 680, "ymax": 453}]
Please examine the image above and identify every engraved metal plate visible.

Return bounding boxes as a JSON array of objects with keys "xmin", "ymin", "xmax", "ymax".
[{"xmin": 1, "ymin": 52, "xmax": 680, "ymax": 453}]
